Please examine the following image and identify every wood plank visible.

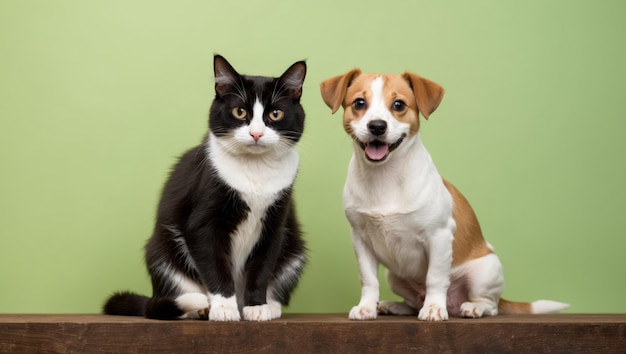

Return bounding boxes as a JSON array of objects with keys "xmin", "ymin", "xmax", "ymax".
[{"xmin": 1, "ymin": 314, "xmax": 625, "ymax": 353}]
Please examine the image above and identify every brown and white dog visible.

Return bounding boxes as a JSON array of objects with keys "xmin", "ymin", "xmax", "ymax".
[{"xmin": 320, "ymin": 69, "xmax": 569, "ymax": 321}]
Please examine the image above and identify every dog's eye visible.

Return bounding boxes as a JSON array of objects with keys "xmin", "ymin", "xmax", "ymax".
[
  {"xmin": 231, "ymin": 107, "xmax": 248, "ymax": 120},
  {"xmin": 353, "ymin": 98, "xmax": 367, "ymax": 111},
  {"xmin": 268, "ymin": 109, "xmax": 284, "ymax": 122},
  {"xmin": 392, "ymin": 100, "xmax": 407, "ymax": 112}
]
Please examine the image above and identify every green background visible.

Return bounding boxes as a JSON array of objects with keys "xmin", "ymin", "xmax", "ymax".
[{"xmin": 1, "ymin": 0, "xmax": 625, "ymax": 315}]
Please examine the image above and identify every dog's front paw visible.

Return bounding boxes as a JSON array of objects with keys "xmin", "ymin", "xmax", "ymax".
[
  {"xmin": 243, "ymin": 305, "xmax": 273, "ymax": 321},
  {"xmin": 349, "ymin": 305, "xmax": 377, "ymax": 320},
  {"xmin": 209, "ymin": 304, "xmax": 240, "ymax": 322},
  {"xmin": 418, "ymin": 303, "xmax": 448, "ymax": 321}
]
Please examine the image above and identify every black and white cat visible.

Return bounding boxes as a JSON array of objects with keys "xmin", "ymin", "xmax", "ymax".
[{"xmin": 103, "ymin": 55, "xmax": 307, "ymax": 322}]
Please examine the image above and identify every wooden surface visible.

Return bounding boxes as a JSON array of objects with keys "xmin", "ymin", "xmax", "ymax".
[{"xmin": 1, "ymin": 314, "xmax": 625, "ymax": 353}]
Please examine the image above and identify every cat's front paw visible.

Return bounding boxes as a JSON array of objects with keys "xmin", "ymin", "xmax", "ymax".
[
  {"xmin": 349, "ymin": 305, "xmax": 377, "ymax": 320},
  {"xmin": 208, "ymin": 304, "xmax": 240, "ymax": 321},
  {"xmin": 243, "ymin": 305, "xmax": 273, "ymax": 321},
  {"xmin": 267, "ymin": 299, "xmax": 282, "ymax": 320}
]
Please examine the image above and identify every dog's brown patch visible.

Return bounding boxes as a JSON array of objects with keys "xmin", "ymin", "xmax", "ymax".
[
  {"xmin": 342, "ymin": 73, "xmax": 377, "ymax": 137},
  {"xmin": 443, "ymin": 179, "xmax": 493, "ymax": 266},
  {"xmin": 498, "ymin": 298, "xmax": 533, "ymax": 314},
  {"xmin": 382, "ymin": 75, "xmax": 421, "ymax": 135}
]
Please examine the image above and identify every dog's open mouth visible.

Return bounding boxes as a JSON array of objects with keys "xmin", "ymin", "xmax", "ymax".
[{"xmin": 358, "ymin": 134, "xmax": 406, "ymax": 162}]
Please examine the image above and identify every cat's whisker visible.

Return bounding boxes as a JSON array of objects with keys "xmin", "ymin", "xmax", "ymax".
[{"xmin": 235, "ymin": 77, "xmax": 247, "ymax": 101}]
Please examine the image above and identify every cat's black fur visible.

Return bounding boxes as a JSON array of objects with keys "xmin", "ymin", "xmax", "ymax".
[{"xmin": 103, "ymin": 55, "xmax": 307, "ymax": 321}]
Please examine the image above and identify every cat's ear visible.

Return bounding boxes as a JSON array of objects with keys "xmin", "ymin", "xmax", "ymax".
[
  {"xmin": 279, "ymin": 61, "xmax": 307, "ymax": 98},
  {"xmin": 214, "ymin": 55, "xmax": 241, "ymax": 96}
]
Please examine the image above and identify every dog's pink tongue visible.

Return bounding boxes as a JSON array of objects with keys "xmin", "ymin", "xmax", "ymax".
[{"xmin": 365, "ymin": 143, "xmax": 389, "ymax": 161}]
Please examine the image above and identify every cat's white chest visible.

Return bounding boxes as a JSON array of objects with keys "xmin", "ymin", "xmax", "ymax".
[
  {"xmin": 230, "ymin": 191, "xmax": 272, "ymax": 308},
  {"xmin": 207, "ymin": 134, "xmax": 299, "ymax": 304}
]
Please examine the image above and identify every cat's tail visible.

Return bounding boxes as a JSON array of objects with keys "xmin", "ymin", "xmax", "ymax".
[
  {"xmin": 498, "ymin": 298, "xmax": 569, "ymax": 315},
  {"xmin": 103, "ymin": 291, "xmax": 149, "ymax": 316}
]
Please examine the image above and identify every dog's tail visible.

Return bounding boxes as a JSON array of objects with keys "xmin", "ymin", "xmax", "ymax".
[
  {"xmin": 498, "ymin": 298, "xmax": 569, "ymax": 315},
  {"xmin": 103, "ymin": 291, "xmax": 149, "ymax": 317}
]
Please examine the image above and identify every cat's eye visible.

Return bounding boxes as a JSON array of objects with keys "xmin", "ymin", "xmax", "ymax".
[
  {"xmin": 231, "ymin": 107, "xmax": 248, "ymax": 120},
  {"xmin": 353, "ymin": 98, "xmax": 367, "ymax": 111},
  {"xmin": 392, "ymin": 100, "xmax": 407, "ymax": 112},
  {"xmin": 268, "ymin": 109, "xmax": 284, "ymax": 121}
]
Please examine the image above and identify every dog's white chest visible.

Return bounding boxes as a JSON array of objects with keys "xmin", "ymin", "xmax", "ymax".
[
  {"xmin": 343, "ymin": 136, "xmax": 455, "ymax": 280},
  {"xmin": 356, "ymin": 211, "xmax": 431, "ymax": 279}
]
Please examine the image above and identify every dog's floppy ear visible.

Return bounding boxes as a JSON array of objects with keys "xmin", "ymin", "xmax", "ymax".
[
  {"xmin": 402, "ymin": 72, "xmax": 444, "ymax": 120},
  {"xmin": 320, "ymin": 69, "xmax": 362, "ymax": 114}
]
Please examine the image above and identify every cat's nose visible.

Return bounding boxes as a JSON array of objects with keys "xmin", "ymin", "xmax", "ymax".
[{"xmin": 250, "ymin": 132, "xmax": 263, "ymax": 142}]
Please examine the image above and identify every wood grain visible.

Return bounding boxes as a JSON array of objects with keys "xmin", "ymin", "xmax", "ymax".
[{"xmin": 1, "ymin": 314, "xmax": 624, "ymax": 353}]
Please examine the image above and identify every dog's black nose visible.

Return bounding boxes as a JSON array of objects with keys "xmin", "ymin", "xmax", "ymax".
[{"xmin": 367, "ymin": 120, "xmax": 387, "ymax": 136}]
